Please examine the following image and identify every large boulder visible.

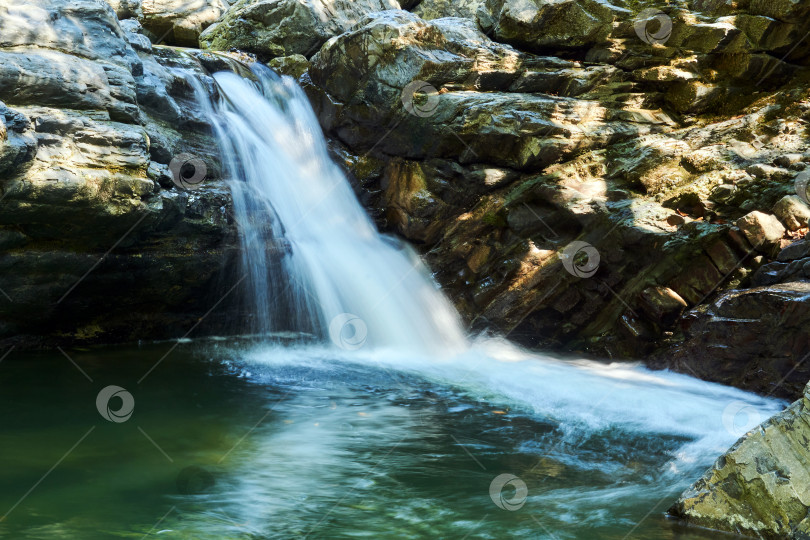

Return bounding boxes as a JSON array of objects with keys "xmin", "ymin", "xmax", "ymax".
[
  {"xmin": 103, "ymin": 0, "xmax": 229, "ymax": 46},
  {"xmin": 773, "ymin": 194, "xmax": 810, "ymax": 231},
  {"xmin": 0, "ymin": 0, "xmax": 246, "ymax": 346},
  {"xmin": 670, "ymin": 381, "xmax": 810, "ymax": 538},
  {"xmin": 735, "ymin": 210, "xmax": 786, "ymax": 256},
  {"xmin": 200, "ymin": 0, "xmax": 401, "ymax": 59},
  {"xmin": 650, "ymin": 282, "xmax": 810, "ymax": 400},
  {"xmin": 477, "ymin": 0, "xmax": 625, "ymax": 51}
]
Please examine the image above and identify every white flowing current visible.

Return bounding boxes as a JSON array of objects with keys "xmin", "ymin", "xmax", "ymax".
[{"xmin": 186, "ymin": 64, "xmax": 784, "ymax": 536}]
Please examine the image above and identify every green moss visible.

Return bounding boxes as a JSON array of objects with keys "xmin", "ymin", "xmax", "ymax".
[{"xmin": 482, "ymin": 210, "xmax": 508, "ymax": 228}]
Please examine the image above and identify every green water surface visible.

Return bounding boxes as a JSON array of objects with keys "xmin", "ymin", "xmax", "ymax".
[{"xmin": 0, "ymin": 342, "xmax": 739, "ymax": 539}]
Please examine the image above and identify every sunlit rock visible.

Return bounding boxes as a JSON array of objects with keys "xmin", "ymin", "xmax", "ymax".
[
  {"xmin": 671, "ymin": 381, "xmax": 810, "ymax": 538},
  {"xmin": 200, "ymin": 0, "xmax": 401, "ymax": 58}
]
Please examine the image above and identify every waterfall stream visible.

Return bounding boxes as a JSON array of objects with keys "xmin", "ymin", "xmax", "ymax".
[
  {"xmin": 0, "ymin": 65, "xmax": 786, "ymax": 540},
  {"xmin": 114, "ymin": 65, "xmax": 790, "ymax": 538},
  {"xmin": 196, "ymin": 66, "xmax": 466, "ymax": 354}
]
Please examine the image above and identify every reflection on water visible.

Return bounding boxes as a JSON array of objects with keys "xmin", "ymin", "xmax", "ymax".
[{"xmin": 0, "ymin": 340, "xmax": 783, "ymax": 539}]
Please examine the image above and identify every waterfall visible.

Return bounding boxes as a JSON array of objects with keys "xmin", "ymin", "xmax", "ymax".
[{"xmin": 195, "ymin": 65, "xmax": 466, "ymax": 354}]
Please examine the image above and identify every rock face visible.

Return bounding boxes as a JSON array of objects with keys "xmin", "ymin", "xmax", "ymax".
[
  {"xmin": 310, "ymin": 11, "xmax": 670, "ymax": 170},
  {"xmin": 413, "ymin": 0, "xmax": 485, "ymax": 20},
  {"xmin": 199, "ymin": 0, "xmax": 401, "ymax": 59},
  {"xmin": 671, "ymin": 382, "xmax": 810, "ymax": 539},
  {"xmin": 299, "ymin": 5, "xmax": 810, "ymax": 360},
  {"xmin": 651, "ymin": 281, "xmax": 810, "ymax": 400},
  {"xmin": 104, "ymin": 0, "xmax": 229, "ymax": 46},
  {"xmin": 478, "ymin": 0, "xmax": 624, "ymax": 51},
  {"xmin": 0, "ymin": 0, "xmax": 245, "ymax": 346}
]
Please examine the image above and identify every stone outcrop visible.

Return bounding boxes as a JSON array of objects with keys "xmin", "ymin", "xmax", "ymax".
[
  {"xmin": 105, "ymin": 0, "xmax": 229, "ymax": 46},
  {"xmin": 671, "ymin": 381, "xmax": 810, "ymax": 539},
  {"xmin": 297, "ymin": 6, "xmax": 810, "ymax": 360},
  {"xmin": 199, "ymin": 0, "xmax": 401, "ymax": 59},
  {"xmin": 309, "ymin": 11, "xmax": 671, "ymax": 171},
  {"xmin": 478, "ymin": 0, "xmax": 624, "ymax": 51},
  {"xmin": 650, "ymin": 281, "xmax": 810, "ymax": 400},
  {"xmin": 0, "ymin": 0, "xmax": 244, "ymax": 346}
]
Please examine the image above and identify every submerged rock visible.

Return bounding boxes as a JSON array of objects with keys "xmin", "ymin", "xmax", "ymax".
[{"xmin": 671, "ymin": 382, "xmax": 810, "ymax": 538}]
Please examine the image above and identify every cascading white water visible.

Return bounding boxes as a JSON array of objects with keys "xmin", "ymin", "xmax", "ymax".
[
  {"xmin": 197, "ymin": 66, "xmax": 465, "ymax": 355},
  {"xmin": 153, "ymin": 64, "xmax": 787, "ymax": 538}
]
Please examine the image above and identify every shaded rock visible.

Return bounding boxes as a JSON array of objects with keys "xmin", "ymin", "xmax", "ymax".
[
  {"xmin": 638, "ymin": 286, "xmax": 687, "ymax": 328},
  {"xmin": 649, "ymin": 282, "xmax": 810, "ymax": 400},
  {"xmin": 670, "ymin": 382, "xmax": 810, "ymax": 539},
  {"xmin": 0, "ymin": 0, "xmax": 248, "ymax": 347},
  {"xmin": 200, "ymin": 0, "xmax": 401, "ymax": 59},
  {"xmin": 753, "ymin": 236, "xmax": 810, "ymax": 286},
  {"xmin": 778, "ymin": 237, "xmax": 810, "ymax": 263}
]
